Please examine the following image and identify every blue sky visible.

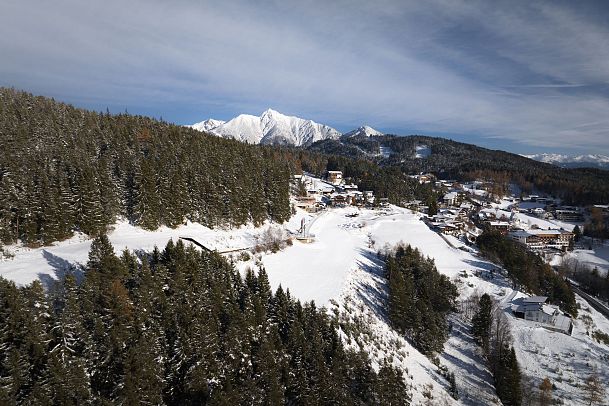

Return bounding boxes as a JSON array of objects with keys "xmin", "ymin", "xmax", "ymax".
[{"xmin": 1, "ymin": 0, "xmax": 609, "ymax": 155}]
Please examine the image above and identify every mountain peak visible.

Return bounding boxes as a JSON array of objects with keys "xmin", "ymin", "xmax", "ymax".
[
  {"xmin": 189, "ymin": 118, "xmax": 225, "ymax": 133},
  {"xmin": 190, "ymin": 109, "xmax": 340, "ymax": 146},
  {"xmin": 343, "ymin": 125, "xmax": 384, "ymax": 138}
]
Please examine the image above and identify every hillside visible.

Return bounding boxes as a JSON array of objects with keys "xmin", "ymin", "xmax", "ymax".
[
  {"xmin": 0, "ymin": 88, "xmax": 291, "ymax": 245},
  {"xmin": 3, "ymin": 205, "xmax": 608, "ymax": 404},
  {"xmin": 309, "ymin": 135, "xmax": 609, "ymax": 206}
]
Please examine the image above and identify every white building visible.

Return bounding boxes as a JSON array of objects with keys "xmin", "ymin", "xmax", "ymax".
[
  {"xmin": 509, "ymin": 229, "xmax": 573, "ymax": 252},
  {"xmin": 512, "ymin": 296, "xmax": 572, "ymax": 335}
]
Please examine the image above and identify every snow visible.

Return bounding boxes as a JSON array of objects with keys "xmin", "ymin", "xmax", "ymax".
[
  {"xmin": 3, "ymin": 200, "xmax": 609, "ymax": 404},
  {"xmin": 379, "ymin": 145, "xmax": 393, "ymax": 158},
  {"xmin": 523, "ymin": 153, "xmax": 609, "ymax": 169},
  {"xmin": 190, "ymin": 109, "xmax": 341, "ymax": 146},
  {"xmin": 560, "ymin": 240, "xmax": 609, "ymax": 276},
  {"xmin": 415, "ymin": 145, "xmax": 431, "ymax": 159},
  {"xmin": 342, "ymin": 125, "xmax": 383, "ymax": 138},
  {"xmin": 0, "ymin": 219, "xmax": 274, "ymax": 287},
  {"xmin": 213, "ymin": 113, "xmax": 265, "ymax": 144},
  {"xmin": 188, "ymin": 118, "xmax": 225, "ymax": 132}
]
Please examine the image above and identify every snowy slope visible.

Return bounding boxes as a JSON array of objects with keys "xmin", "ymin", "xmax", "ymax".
[
  {"xmin": 189, "ymin": 118, "xmax": 225, "ymax": 132},
  {"xmin": 3, "ymin": 205, "xmax": 609, "ymax": 404},
  {"xmin": 342, "ymin": 125, "xmax": 383, "ymax": 138},
  {"xmin": 213, "ymin": 113, "xmax": 265, "ymax": 144},
  {"xmin": 524, "ymin": 153, "xmax": 609, "ymax": 169},
  {"xmin": 191, "ymin": 109, "xmax": 341, "ymax": 146}
]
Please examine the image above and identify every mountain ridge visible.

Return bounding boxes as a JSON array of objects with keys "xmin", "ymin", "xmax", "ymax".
[
  {"xmin": 523, "ymin": 153, "xmax": 609, "ymax": 170},
  {"xmin": 189, "ymin": 110, "xmax": 383, "ymax": 146},
  {"xmin": 189, "ymin": 108, "xmax": 342, "ymax": 146}
]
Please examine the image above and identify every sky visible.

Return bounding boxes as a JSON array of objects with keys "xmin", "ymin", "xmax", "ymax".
[{"xmin": 1, "ymin": 0, "xmax": 609, "ymax": 155}]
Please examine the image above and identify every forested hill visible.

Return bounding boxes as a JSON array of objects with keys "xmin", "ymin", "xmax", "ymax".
[
  {"xmin": 0, "ymin": 88, "xmax": 291, "ymax": 245},
  {"xmin": 310, "ymin": 135, "xmax": 609, "ymax": 205}
]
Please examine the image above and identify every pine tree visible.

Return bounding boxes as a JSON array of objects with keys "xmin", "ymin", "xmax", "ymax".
[{"xmin": 472, "ymin": 293, "xmax": 493, "ymax": 353}]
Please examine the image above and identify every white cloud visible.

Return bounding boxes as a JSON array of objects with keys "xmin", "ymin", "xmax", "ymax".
[{"xmin": 1, "ymin": 0, "xmax": 608, "ymax": 153}]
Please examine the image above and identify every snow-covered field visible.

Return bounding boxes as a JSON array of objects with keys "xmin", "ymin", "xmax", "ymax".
[
  {"xmin": 0, "ymin": 218, "xmax": 292, "ymax": 287},
  {"xmin": 2, "ymin": 205, "xmax": 608, "ymax": 404},
  {"xmin": 557, "ymin": 241, "xmax": 609, "ymax": 277}
]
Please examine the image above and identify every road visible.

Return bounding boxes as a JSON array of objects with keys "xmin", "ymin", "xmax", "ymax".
[{"xmin": 570, "ymin": 283, "xmax": 609, "ymax": 319}]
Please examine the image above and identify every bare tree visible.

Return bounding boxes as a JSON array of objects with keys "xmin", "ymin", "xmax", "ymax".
[
  {"xmin": 583, "ymin": 372, "xmax": 605, "ymax": 406},
  {"xmin": 538, "ymin": 377, "xmax": 552, "ymax": 406}
]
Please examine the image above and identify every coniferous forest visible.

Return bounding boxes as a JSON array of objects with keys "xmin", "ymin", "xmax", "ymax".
[
  {"xmin": 384, "ymin": 245, "xmax": 458, "ymax": 355},
  {"xmin": 0, "ymin": 237, "xmax": 410, "ymax": 405},
  {"xmin": 0, "ymin": 88, "xmax": 291, "ymax": 245},
  {"xmin": 310, "ymin": 135, "xmax": 609, "ymax": 206}
]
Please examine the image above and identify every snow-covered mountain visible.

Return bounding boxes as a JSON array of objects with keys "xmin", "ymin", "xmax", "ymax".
[
  {"xmin": 342, "ymin": 125, "xmax": 383, "ymax": 138},
  {"xmin": 190, "ymin": 109, "xmax": 341, "ymax": 146},
  {"xmin": 190, "ymin": 118, "xmax": 226, "ymax": 132},
  {"xmin": 523, "ymin": 153, "xmax": 609, "ymax": 170}
]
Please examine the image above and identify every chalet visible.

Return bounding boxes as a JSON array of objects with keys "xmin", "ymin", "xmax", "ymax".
[
  {"xmin": 327, "ymin": 170, "xmax": 343, "ymax": 186},
  {"xmin": 379, "ymin": 197, "xmax": 390, "ymax": 207},
  {"xmin": 437, "ymin": 223, "xmax": 460, "ymax": 236},
  {"xmin": 294, "ymin": 196, "xmax": 318, "ymax": 213},
  {"xmin": 512, "ymin": 296, "xmax": 572, "ymax": 335},
  {"xmin": 488, "ymin": 221, "xmax": 511, "ymax": 234},
  {"xmin": 443, "ymin": 192, "xmax": 458, "ymax": 206},
  {"xmin": 411, "ymin": 173, "xmax": 436, "ymax": 184},
  {"xmin": 331, "ymin": 195, "xmax": 346, "ymax": 207},
  {"xmin": 509, "ymin": 229, "xmax": 573, "ymax": 252},
  {"xmin": 363, "ymin": 191, "xmax": 375, "ymax": 205}
]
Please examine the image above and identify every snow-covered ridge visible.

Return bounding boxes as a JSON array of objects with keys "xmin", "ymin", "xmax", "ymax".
[
  {"xmin": 342, "ymin": 125, "xmax": 383, "ymax": 138},
  {"xmin": 189, "ymin": 110, "xmax": 383, "ymax": 146},
  {"xmin": 189, "ymin": 109, "xmax": 341, "ymax": 147},
  {"xmin": 190, "ymin": 118, "xmax": 226, "ymax": 132},
  {"xmin": 523, "ymin": 153, "xmax": 609, "ymax": 169}
]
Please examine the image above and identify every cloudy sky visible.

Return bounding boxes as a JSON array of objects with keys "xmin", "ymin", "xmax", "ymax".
[{"xmin": 2, "ymin": 0, "xmax": 609, "ymax": 154}]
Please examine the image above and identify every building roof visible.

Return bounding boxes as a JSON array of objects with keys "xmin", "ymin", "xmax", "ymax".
[
  {"xmin": 489, "ymin": 221, "xmax": 510, "ymax": 226},
  {"xmin": 541, "ymin": 304, "xmax": 558, "ymax": 316},
  {"xmin": 523, "ymin": 296, "xmax": 548, "ymax": 303}
]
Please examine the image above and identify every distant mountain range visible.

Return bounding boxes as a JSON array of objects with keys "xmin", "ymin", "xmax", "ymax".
[
  {"xmin": 523, "ymin": 153, "xmax": 609, "ymax": 170},
  {"xmin": 189, "ymin": 110, "xmax": 383, "ymax": 146}
]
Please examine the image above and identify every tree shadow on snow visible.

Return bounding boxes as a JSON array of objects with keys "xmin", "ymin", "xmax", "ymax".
[
  {"xmin": 39, "ymin": 250, "xmax": 84, "ymax": 290},
  {"xmin": 353, "ymin": 248, "xmax": 390, "ymax": 321},
  {"xmin": 442, "ymin": 316, "xmax": 498, "ymax": 405}
]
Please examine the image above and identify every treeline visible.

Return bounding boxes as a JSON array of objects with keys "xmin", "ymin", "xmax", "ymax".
[
  {"xmin": 476, "ymin": 231, "xmax": 577, "ymax": 316},
  {"xmin": 0, "ymin": 88, "xmax": 290, "ymax": 245},
  {"xmin": 310, "ymin": 135, "xmax": 609, "ymax": 206},
  {"xmin": 0, "ymin": 237, "xmax": 410, "ymax": 405},
  {"xmin": 384, "ymin": 244, "xmax": 458, "ymax": 354},
  {"xmin": 471, "ymin": 294, "xmax": 522, "ymax": 405}
]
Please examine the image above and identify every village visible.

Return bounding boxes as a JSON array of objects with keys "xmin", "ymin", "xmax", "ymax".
[
  {"xmin": 290, "ymin": 170, "xmax": 605, "ymax": 256},
  {"xmin": 290, "ymin": 170, "xmax": 609, "ymax": 337}
]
